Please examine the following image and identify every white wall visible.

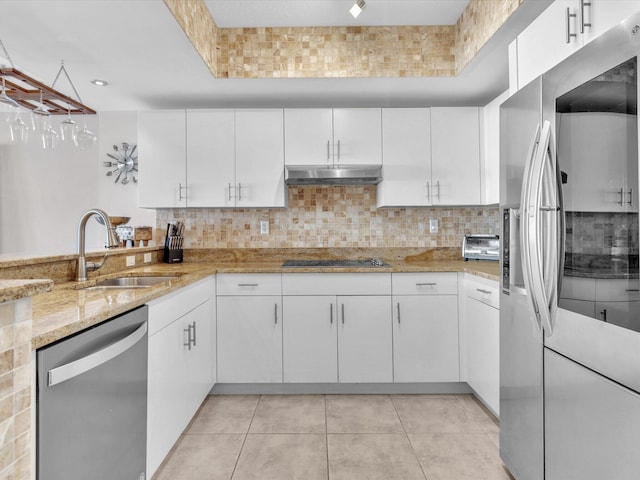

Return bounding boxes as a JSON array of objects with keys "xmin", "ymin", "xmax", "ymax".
[
  {"xmin": 481, "ymin": 89, "xmax": 510, "ymax": 205},
  {"xmin": 0, "ymin": 110, "xmax": 154, "ymax": 257}
]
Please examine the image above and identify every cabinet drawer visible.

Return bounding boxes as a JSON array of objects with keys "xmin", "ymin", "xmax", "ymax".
[
  {"xmin": 464, "ymin": 275, "xmax": 499, "ymax": 309},
  {"xmin": 217, "ymin": 273, "xmax": 282, "ymax": 295},
  {"xmin": 282, "ymin": 273, "xmax": 391, "ymax": 295},
  {"xmin": 392, "ymin": 272, "xmax": 457, "ymax": 295},
  {"xmin": 596, "ymin": 278, "xmax": 640, "ymax": 302},
  {"xmin": 147, "ymin": 276, "xmax": 214, "ymax": 336}
]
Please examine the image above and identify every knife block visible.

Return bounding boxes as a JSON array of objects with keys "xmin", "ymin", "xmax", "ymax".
[{"xmin": 163, "ymin": 247, "xmax": 183, "ymax": 264}]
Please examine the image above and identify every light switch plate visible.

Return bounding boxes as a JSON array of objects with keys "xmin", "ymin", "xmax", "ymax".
[
  {"xmin": 260, "ymin": 220, "xmax": 269, "ymax": 235},
  {"xmin": 429, "ymin": 218, "xmax": 438, "ymax": 234},
  {"xmin": 143, "ymin": 253, "xmax": 152, "ymax": 263},
  {"xmin": 126, "ymin": 255, "xmax": 136, "ymax": 267}
]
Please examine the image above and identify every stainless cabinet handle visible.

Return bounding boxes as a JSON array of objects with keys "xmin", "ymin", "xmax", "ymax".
[
  {"xmin": 566, "ymin": 7, "xmax": 577, "ymax": 43},
  {"xmin": 192, "ymin": 321, "xmax": 197, "ymax": 347},
  {"xmin": 184, "ymin": 323, "xmax": 193, "ymax": 350},
  {"xmin": 435, "ymin": 180, "xmax": 440, "ymax": 201},
  {"xmin": 628, "ymin": 188, "xmax": 633, "ymax": 206},
  {"xmin": 625, "ymin": 289, "xmax": 640, "ymax": 292},
  {"xmin": 397, "ymin": 302, "xmax": 401, "ymax": 324},
  {"xmin": 341, "ymin": 304, "xmax": 345, "ymax": 324},
  {"xmin": 237, "ymin": 183, "xmax": 244, "ymax": 201},
  {"xmin": 228, "ymin": 182, "xmax": 233, "ymax": 201},
  {"xmin": 178, "ymin": 183, "xmax": 187, "ymax": 201},
  {"xmin": 237, "ymin": 283, "xmax": 259, "ymax": 287},
  {"xmin": 600, "ymin": 309, "xmax": 607, "ymax": 322},
  {"xmin": 274, "ymin": 303, "xmax": 278, "ymax": 324},
  {"xmin": 330, "ymin": 303, "xmax": 333, "ymax": 324},
  {"xmin": 426, "ymin": 181, "xmax": 430, "ymax": 201},
  {"xmin": 476, "ymin": 288, "xmax": 492, "ymax": 295},
  {"xmin": 580, "ymin": 0, "xmax": 591, "ymax": 33},
  {"xmin": 48, "ymin": 322, "xmax": 148, "ymax": 387},
  {"xmin": 337, "ymin": 139, "xmax": 341, "ymax": 164},
  {"xmin": 619, "ymin": 188, "xmax": 625, "ymax": 206},
  {"xmin": 416, "ymin": 282, "xmax": 437, "ymax": 286},
  {"xmin": 327, "ymin": 140, "xmax": 331, "ymax": 163}
]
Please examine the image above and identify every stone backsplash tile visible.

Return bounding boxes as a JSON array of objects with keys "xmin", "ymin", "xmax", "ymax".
[
  {"xmin": 565, "ymin": 211, "xmax": 639, "ymax": 255},
  {"xmin": 156, "ymin": 186, "xmax": 500, "ymax": 249}
]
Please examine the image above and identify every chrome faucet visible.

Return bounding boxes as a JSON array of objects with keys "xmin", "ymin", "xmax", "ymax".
[{"xmin": 76, "ymin": 209, "xmax": 120, "ymax": 282}]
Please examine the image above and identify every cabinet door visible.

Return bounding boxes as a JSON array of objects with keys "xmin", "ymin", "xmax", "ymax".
[
  {"xmin": 377, "ymin": 108, "xmax": 431, "ymax": 207},
  {"xmin": 516, "ymin": 1, "xmax": 582, "ymax": 90},
  {"xmin": 138, "ymin": 110, "xmax": 187, "ymax": 208},
  {"xmin": 559, "ymin": 112, "xmax": 638, "ymax": 212},
  {"xmin": 282, "ymin": 296, "xmax": 338, "ymax": 382},
  {"xmin": 337, "ymin": 295, "xmax": 392, "ymax": 383},
  {"xmin": 464, "ymin": 296, "xmax": 499, "ymax": 413},
  {"xmin": 184, "ymin": 299, "xmax": 215, "ymax": 411},
  {"xmin": 284, "ymin": 109, "xmax": 333, "ymax": 166},
  {"xmin": 186, "ymin": 110, "xmax": 235, "ymax": 207},
  {"xmin": 392, "ymin": 295, "xmax": 459, "ymax": 382},
  {"xmin": 217, "ymin": 295, "xmax": 283, "ymax": 383},
  {"xmin": 431, "ymin": 107, "xmax": 481, "ymax": 205},
  {"xmin": 332, "ymin": 108, "xmax": 382, "ymax": 165},
  {"xmin": 583, "ymin": 1, "xmax": 640, "ymax": 44},
  {"xmin": 235, "ymin": 109, "xmax": 285, "ymax": 207},
  {"xmin": 147, "ymin": 316, "xmax": 189, "ymax": 476}
]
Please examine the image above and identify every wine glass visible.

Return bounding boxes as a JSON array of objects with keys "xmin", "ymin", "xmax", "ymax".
[
  {"xmin": 60, "ymin": 105, "xmax": 78, "ymax": 145},
  {"xmin": 77, "ymin": 117, "xmax": 97, "ymax": 149},
  {"xmin": 31, "ymin": 89, "xmax": 51, "ymax": 132},
  {"xmin": 41, "ymin": 117, "xmax": 59, "ymax": 150},
  {"xmin": 9, "ymin": 110, "xmax": 29, "ymax": 144}
]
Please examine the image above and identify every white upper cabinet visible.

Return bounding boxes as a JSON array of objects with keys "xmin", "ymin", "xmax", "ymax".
[
  {"xmin": 332, "ymin": 108, "xmax": 382, "ymax": 165},
  {"xmin": 138, "ymin": 110, "xmax": 187, "ymax": 208},
  {"xmin": 284, "ymin": 109, "xmax": 334, "ymax": 165},
  {"xmin": 377, "ymin": 108, "xmax": 431, "ymax": 207},
  {"xmin": 235, "ymin": 109, "xmax": 286, "ymax": 207},
  {"xmin": 139, "ymin": 109, "xmax": 285, "ymax": 208},
  {"xmin": 186, "ymin": 109, "xmax": 235, "ymax": 207},
  {"xmin": 284, "ymin": 108, "xmax": 382, "ymax": 166},
  {"xmin": 431, "ymin": 107, "xmax": 481, "ymax": 205},
  {"xmin": 513, "ymin": 0, "xmax": 640, "ymax": 91}
]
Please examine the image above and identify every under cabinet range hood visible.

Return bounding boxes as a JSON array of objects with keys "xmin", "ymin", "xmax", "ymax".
[{"xmin": 285, "ymin": 164, "xmax": 382, "ymax": 185}]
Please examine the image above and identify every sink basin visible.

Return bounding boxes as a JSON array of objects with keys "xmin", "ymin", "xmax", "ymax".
[{"xmin": 79, "ymin": 276, "xmax": 178, "ymax": 290}]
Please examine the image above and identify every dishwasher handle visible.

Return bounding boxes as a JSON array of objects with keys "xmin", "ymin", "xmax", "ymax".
[{"xmin": 47, "ymin": 321, "xmax": 148, "ymax": 387}]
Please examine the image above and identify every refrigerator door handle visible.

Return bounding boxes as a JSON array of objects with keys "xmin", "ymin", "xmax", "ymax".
[
  {"xmin": 520, "ymin": 123, "xmax": 543, "ymax": 332},
  {"xmin": 525, "ymin": 121, "xmax": 559, "ymax": 336}
]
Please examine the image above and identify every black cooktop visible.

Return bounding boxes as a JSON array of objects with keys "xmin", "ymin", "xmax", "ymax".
[{"xmin": 282, "ymin": 259, "xmax": 389, "ymax": 268}]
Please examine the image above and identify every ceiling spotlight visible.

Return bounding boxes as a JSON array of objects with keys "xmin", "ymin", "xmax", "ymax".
[
  {"xmin": 91, "ymin": 79, "xmax": 108, "ymax": 86},
  {"xmin": 349, "ymin": 0, "xmax": 366, "ymax": 18}
]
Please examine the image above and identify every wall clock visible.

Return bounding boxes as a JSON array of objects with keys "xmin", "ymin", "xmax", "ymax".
[{"xmin": 104, "ymin": 142, "xmax": 138, "ymax": 184}]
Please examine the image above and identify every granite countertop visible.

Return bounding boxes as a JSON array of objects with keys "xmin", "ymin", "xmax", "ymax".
[
  {"xmin": 31, "ymin": 259, "xmax": 499, "ymax": 350},
  {"xmin": 0, "ymin": 279, "xmax": 53, "ymax": 304},
  {"xmin": 563, "ymin": 254, "xmax": 639, "ymax": 279}
]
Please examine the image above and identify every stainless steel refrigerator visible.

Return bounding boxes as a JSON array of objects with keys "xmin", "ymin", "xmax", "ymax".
[{"xmin": 500, "ymin": 12, "xmax": 640, "ymax": 480}]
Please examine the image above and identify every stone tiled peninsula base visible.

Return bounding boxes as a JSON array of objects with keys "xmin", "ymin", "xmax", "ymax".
[{"xmin": 0, "ymin": 297, "xmax": 33, "ymax": 480}]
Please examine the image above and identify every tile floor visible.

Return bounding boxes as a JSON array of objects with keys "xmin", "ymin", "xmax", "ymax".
[{"xmin": 154, "ymin": 394, "xmax": 513, "ymax": 480}]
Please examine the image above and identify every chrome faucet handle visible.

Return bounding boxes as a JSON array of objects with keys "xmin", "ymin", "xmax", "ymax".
[{"xmin": 86, "ymin": 252, "xmax": 110, "ymax": 272}]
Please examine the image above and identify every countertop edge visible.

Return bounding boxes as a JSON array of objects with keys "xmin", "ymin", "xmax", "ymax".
[{"xmin": 0, "ymin": 279, "xmax": 53, "ymax": 304}]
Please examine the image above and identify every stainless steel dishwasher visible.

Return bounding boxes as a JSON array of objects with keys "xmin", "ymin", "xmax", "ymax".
[{"xmin": 37, "ymin": 305, "xmax": 148, "ymax": 480}]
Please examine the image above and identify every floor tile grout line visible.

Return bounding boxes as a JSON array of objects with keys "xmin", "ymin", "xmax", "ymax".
[
  {"xmin": 324, "ymin": 394, "xmax": 330, "ymax": 480},
  {"xmin": 228, "ymin": 395, "xmax": 262, "ymax": 480},
  {"xmin": 389, "ymin": 394, "xmax": 430, "ymax": 480}
]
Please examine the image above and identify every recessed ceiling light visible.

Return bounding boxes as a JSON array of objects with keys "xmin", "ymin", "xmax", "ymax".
[
  {"xmin": 91, "ymin": 79, "xmax": 108, "ymax": 86},
  {"xmin": 349, "ymin": 0, "xmax": 366, "ymax": 18}
]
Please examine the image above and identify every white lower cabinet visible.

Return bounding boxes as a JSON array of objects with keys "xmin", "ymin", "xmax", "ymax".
[
  {"xmin": 217, "ymin": 295, "xmax": 283, "ymax": 382},
  {"xmin": 460, "ymin": 274, "xmax": 499, "ymax": 414},
  {"xmin": 216, "ymin": 273, "xmax": 283, "ymax": 383},
  {"xmin": 282, "ymin": 273, "xmax": 393, "ymax": 383},
  {"xmin": 337, "ymin": 295, "xmax": 393, "ymax": 383},
  {"xmin": 147, "ymin": 277, "xmax": 215, "ymax": 477},
  {"xmin": 282, "ymin": 295, "xmax": 338, "ymax": 382}
]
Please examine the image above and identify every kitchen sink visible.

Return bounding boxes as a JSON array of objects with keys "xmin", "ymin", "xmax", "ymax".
[{"xmin": 79, "ymin": 276, "xmax": 178, "ymax": 290}]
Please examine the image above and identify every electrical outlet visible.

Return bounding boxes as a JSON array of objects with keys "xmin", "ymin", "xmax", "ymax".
[
  {"xmin": 143, "ymin": 253, "xmax": 152, "ymax": 263},
  {"xmin": 429, "ymin": 218, "xmax": 438, "ymax": 234},
  {"xmin": 126, "ymin": 255, "xmax": 136, "ymax": 267},
  {"xmin": 260, "ymin": 220, "xmax": 269, "ymax": 235}
]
